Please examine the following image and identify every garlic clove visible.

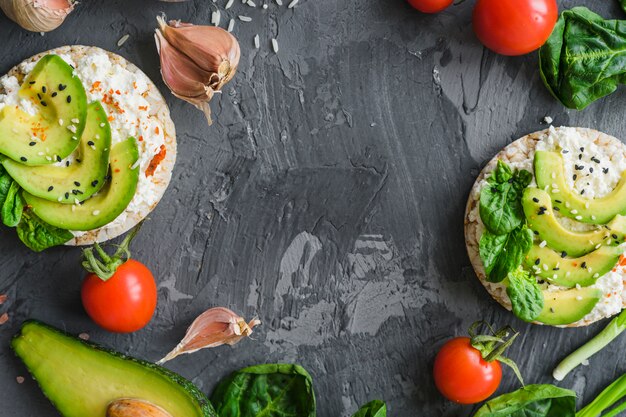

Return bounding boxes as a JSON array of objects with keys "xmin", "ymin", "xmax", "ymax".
[
  {"xmin": 1, "ymin": 0, "xmax": 75, "ymax": 32},
  {"xmin": 157, "ymin": 307, "xmax": 260, "ymax": 364},
  {"xmin": 107, "ymin": 398, "xmax": 173, "ymax": 417}
]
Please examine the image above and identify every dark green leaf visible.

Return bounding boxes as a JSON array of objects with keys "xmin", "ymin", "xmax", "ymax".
[
  {"xmin": 473, "ymin": 384, "xmax": 576, "ymax": 417},
  {"xmin": 479, "ymin": 225, "xmax": 534, "ymax": 283},
  {"xmin": 539, "ymin": 7, "xmax": 626, "ymax": 110},
  {"xmin": 0, "ymin": 166, "xmax": 12, "ymax": 209},
  {"xmin": 621, "ymin": 0, "xmax": 626, "ymax": 14},
  {"xmin": 16, "ymin": 211, "xmax": 73, "ymax": 252},
  {"xmin": 2, "ymin": 181, "xmax": 23, "ymax": 227},
  {"xmin": 506, "ymin": 267, "xmax": 544, "ymax": 322},
  {"xmin": 352, "ymin": 400, "xmax": 386, "ymax": 417},
  {"xmin": 480, "ymin": 162, "xmax": 531, "ymax": 235},
  {"xmin": 210, "ymin": 363, "xmax": 316, "ymax": 417}
]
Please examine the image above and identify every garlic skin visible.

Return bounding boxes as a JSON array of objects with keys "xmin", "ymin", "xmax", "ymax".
[
  {"xmin": 157, "ymin": 307, "xmax": 260, "ymax": 364},
  {"xmin": 155, "ymin": 16, "xmax": 241, "ymax": 126},
  {"xmin": 1, "ymin": 0, "xmax": 75, "ymax": 32}
]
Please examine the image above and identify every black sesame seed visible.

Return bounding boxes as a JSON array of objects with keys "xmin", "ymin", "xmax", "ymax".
[
  {"xmin": 581, "ymin": 189, "xmax": 586, "ymax": 195},
  {"xmin": 56, "ymin": 155, "xmax": 61, "ymax": 162},
  {"xmin": 581, "ymin": 262, "xmax": 587, "ymax": 269},
  {"xmin": 535, "ymin": 258, "xmax": 541, "ymax": 265},
  {"xmin": 590, "ymin": 167, "xmax": 594, "ymax": 173},
  {"xmin": 36, "ymin": 93, "xmax": 41, "ymax": 100},
  {"xmin": 40, "ymin": 101, "xmax": 47, "ymax": 107},
  {"xmin": 65, "ymin": 192, "xmax": 69, "ymax": 199},
  {"xmin": 554, "ymin": 207, "xmax": 560, "ymax": 211},
  {"xmin": 20, "ymin": 157, "xmax": 27, "ymax": 162},
  {"xmin": 87, "ymin": 141, "xmax": 95, "ymax": 146},
  {"xmin": 561, "ymin": 251, "xmax": 567, "ymax": 258},
  {"xmin": 613, "ymin": 234, "xmax": 619, "ymax": 239},
  {"xmin": 603, "ymin": 168, "xmax": 609, "ymax": 174},
  {"xmin": 580, "ymin": 147, "xmax": 585, "ymax": 152},
  {"xmin": 41, "ymin": 86, "xmax": 46, "ymax": 93},
  {"xmin": 58, "ymin": 84, "xmax": 66, "ymax": 91},
  {"xmin": 72, "ymin": 190, "xmax": 78, "ymax": 195},
  {"xmin": 66, "ymin": 96, "xmax": 72, "ymax": 103},
  {"xmin": 538, "ymin": 279, "xmax": 546, "ymax": 284},
  {"xmin": 591, "ymin": 157, "xmax": 600, "ymax": 163},
  {"xmin": 28, "ymin": 142, "xmax": 36, "ymax": 146},
  {"xmin": 573, "ymin": 174, "xmax": 577, "ymax": 181},
  {"xmin": 74, "ymin": 181, "xmax": 81, "ymax": 187},
  {"xmin": 532, "ymin": 197, "xmax": 539, "ymax": 203},
  {"xmin": 533, "ymin": 230, "xmax": 539, "ymax": 235},
  {"xmin": 575, "ymin": 165, "xmax": 584, "ymax": 170},
  {"xmin": 65, "ymin": 161, "xmax": 70, "ymax": 167},
  {"xmin": 562, "ymin": 150, "xmax": 569, "ymax": 154},
  {"xmin": 76, "ymin": 158, "xmax": 82, "ymax": 163},
  {"xmin": 51, "ymin": 92, "xmax": 57, "ymax": 98},
  {"xmin": 553, "ymin": 267, "xmax": 560, "ymax": 271},
  {"xmin": 28, "ymin": 81, "xmax": 35, "ymax": 85},
  {"xmin": 555, "ymin": 199, "xmax": 562, "ymax": 203},
  {"xmin": 47, "ymin": 186, "xmax": 53, "ymax": 192},
  {"xmin": 91, "ymin": 180, "xmax": 99, "ymax": 187}
]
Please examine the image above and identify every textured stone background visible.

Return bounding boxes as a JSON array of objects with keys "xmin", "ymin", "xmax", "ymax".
[{"xmin": 2, "ymin": 0, "xmax": 626, "ymax": 415}]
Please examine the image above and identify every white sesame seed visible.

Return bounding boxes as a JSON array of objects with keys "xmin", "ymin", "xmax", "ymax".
[
  {"xmin": 58, "ymin": 119, "xmax": 64, "ymax": 126},
  {"xmin": 587, "ymin": 267, "xmax": 593, "ymax": 273},
  {"xmin": 551, "ymin": 172, "xmax": 556, "ymax": 179},
  {"xmin": 565, "ymin": 201, "xmax": 571, "ymax": 208},
  {"xmin": 68, "ymin": 125, "xmax": 77, "ymax": 133},
  {"xmin": 46, "ymin": 156, "xmax": 52, "ymax": 161},
  {"xmin": 593, "ymin": 273, "xmax": 600, "ymax": 278},
  {"xmin": 287, "ymin": 0, "xmax": 298, "ymax": 7},
  {"xmin": 95, "ymin": 134, "xmax": 100, "ymax": 139},
  {"xmin": 57, "ymin": 196, "xmax": 63, "ymax": 202},
  {"xmin": 571, "ymin": 209, "xmax": 578, "ymax": 214},
  {"xmin": 74, "ymin": 198, "xmax": 80, "ymax": 205},
  {"xmin": 575, "ymin": 215, "xmax": 583, "ymax": 220},
  {"xmin": 254, "ymin": 34, "xmax": 260, "ymax": 49},
  {"xmin": 130, "ymin": 160, "xmax": 140, "ymax": 170},
  {"xmin": 566, "ymin": 271, "xmax": 571, "ymax": 277},
  {"xmin": 226, "ymin": 0, "xmax": 234, "ymax": 8},
  {"xmin": 92, "ymin": 210, "xmax": 101, "ymax": 216},
  {"xmin": 543, "ymin": 264, "xmax": 549, "ymax": 271},
  {"xmin": 272, "ymin": 38, "xmax": 279, "ymax": 53},
  {"xmin": 539, "ymin": 240, "xmax": 547, "ymax": 248},
  {"xmin": 595, "ymin": 243, "xmax": 602, "ymax": 249},
  {"xmin": 71, "ymin": 118, "xmax": 79, "ymax": 124},
  {"xmin": 117, "ymin": 34, "xmax": 130, "ymax": 47},
  {"xmin": 585, "ymin": 202, "xmax": 590, "ymax": 209},
  {"xmin": 592, "ymin": 215, "xmax": 597, "ymax": 220},
  {"xmin": 576, "ymin": 296, "xmax": 583, "ymax": 301},
  {"xmin": 552, "ymin": 189, "xmax": 560, "ymax": 193},
  {"xmin": 228, "ymin": 19, "xmax": 235, "ymax": 32},
  {"xmin": 239, "ymin": 15, "xmax": 252, "ymax": 22},
  {"xmin": 99, "ymin": 123, "xmax": 105, "ymax": 128},
  {"xmin": 576, "ymin": 284, "xmax": 581, "ymax": 290}
]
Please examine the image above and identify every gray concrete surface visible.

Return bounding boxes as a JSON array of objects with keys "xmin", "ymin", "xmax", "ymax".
[{"xmin": 1, "ymin": 0, "xmax": 626, "ymax": 415}]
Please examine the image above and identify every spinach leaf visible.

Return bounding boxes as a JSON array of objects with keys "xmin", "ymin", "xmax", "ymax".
[
  {"xmin": 480, "ymin": 161, "xmax": 532, "ymax": 235},
  {"xmin": 210, "ymin": 363, "xmax": 316, "ymax": 417},
  {"xmin": 0, "ymin": 166, "xmax": 12, "ymax": 209},
  {"xmin": 352, "ymin": 400, "xmax": 386, "ymax": 417},
  {"xmin": 473, "ymin": 384, "xmax": 576, "ymax": 417},
  {"xmin": 2, "ymin": 181, "xmax": 24, "ymax": 227},
  {"xmin": 506, "ymin": 267, "xmax": 544, "ymax": 322},
  {"xmin": 479, "ymin": 225, "xmax": 534, "ymax": 283},
  {"xmin": 16, "ymin": 211, "xmax": 73, "ymax": 252},
  {"xmin": 539, "ymin": 7, "xmax": 626, "ymax": 110},
  {"xmin": 621, "ymin": 0, "xmax": 626, "ymax": 14}
]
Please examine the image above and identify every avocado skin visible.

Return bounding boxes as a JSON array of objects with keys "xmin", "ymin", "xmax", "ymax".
[
  {"xmin": 535, "ymin": 287, "xmax": 602, "ymax": 326},
  {"xmin": 524, "ymin": 245, "xmax": 623, "ymax": 288},
  {"xmin": 535, "ymin": 151, "xmax": 626, "ymax": 224},
  {"xmin": 523, "ymin": 187, "xmax": 626, "ymax": 257},
  {"xmin": 12, "ymin": 320, "xmax": 217, "ymax": 417}
]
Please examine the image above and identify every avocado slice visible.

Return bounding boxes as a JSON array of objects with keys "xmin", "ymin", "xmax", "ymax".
[
  {"xmin": 535, "ymin": 287, "xmax": 602, "ymax": 325},
  {"xmin": 535, "ymin": 151, "xmax": 626, "ymax": 224},
  {"xmin": 524, "ymin": 244, "xmax": 623, "ymax": 287},
  {"xmin": 2, "ymin": 102, "xmax": 110, "ymax": 203},
  {"xmin": 12, "ymin": 320, "xmax": 217, "ymax": 417},
  {"xmin": 523, "ymin": 187, "xmax": 626, "ymax": 257},
  {"xmin": 0, "ymin": 55, "xmax": 87, "ymax": 166},
  {"xmin": 23, "ymin": 137, "xmax": 139, "ymax": 231}
]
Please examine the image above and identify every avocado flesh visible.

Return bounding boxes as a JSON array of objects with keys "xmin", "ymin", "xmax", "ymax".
[
  {"xmin": 535, "ymin": 151, "xmax": 626, "ymax": 224},
  {"xmin": 535, "ymin": 287, "xmax": 602, "ymax": 325},
  {"xmin": 523, "ymin": 187, "xmax": 626, "ymax": 257},
  {"xmin": 12, "ymin": 320, "xmax": 216, "ymax": 417},
  {"xmin": 2, "ymin": 102, "xmax": 110, "ymax": 203},
  {"xmin": 23, "ymin": 138, "xmax": 139, "ymax": 231},
  {"xmin": 524, "ymin": 244, "xmax": 623, "ymax": 287},
  {"xmin": 0, "ymin": 55, "xmax": 87, "ymax": 166}
]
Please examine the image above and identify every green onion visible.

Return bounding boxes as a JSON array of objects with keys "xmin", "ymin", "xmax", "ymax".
[
  {"xmin": 554, "ymin": 310, "xmax": 626, "ymax": 381},
  {"xmin": 577, "ymin": 373, "xmax": 626, "ymax": 417}
]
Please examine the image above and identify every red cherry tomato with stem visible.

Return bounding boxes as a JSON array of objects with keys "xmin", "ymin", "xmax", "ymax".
[
  {"xmin": 407, "ymin": 0, "xmax": 453, "ymax": 14},
  {"xmin": 80, "ymin": 225, "xmax": 157, "ymax": 333},
  {"xmin": 473, "ymin": 0, "xmax": 558, "ymax": 56}
]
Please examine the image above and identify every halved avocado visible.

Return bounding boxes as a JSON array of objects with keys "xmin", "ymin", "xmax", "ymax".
[
  {"xmin": 523, "ymin": 187, "xmax": 626, "ymax": 257},
  {"xmin": 524, "ymin": 244, "xmax": 623, "ymax": 287},
  {"xmin": 2, "ymin": 102, "xmax": 110, "ymax": 203},
  {"xmin": 23, "ymin": 138, "xmax": 139, "ymax": 231},
  {"xmin": 535, "ymin": 151, "xmax": 626, "ymax": 224},
  {"xmin": 12, "ymin": 320, "xmax": 217, "ymax": 417},
  {"xmin": 0, "ymin": 55, "xmax": 87, "ymax": 166},
  {"xmin": 535, "ymin": 287, "xmax": 602, "ymax": 325}
]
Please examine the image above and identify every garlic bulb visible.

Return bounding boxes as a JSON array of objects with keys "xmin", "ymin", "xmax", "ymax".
[
  {"xmin": 1, "ymin": 0, "xmax": 75, "ymax": 32},
  {"xmin": 154, "ymin": 16, "xmax": 240, "ymax": 125}
]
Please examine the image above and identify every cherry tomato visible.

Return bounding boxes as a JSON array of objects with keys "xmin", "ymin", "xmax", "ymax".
[
  {"xmin": 407, "ymin": 0, "xmax": 453, "ymax": 14},
  {"xmin": 81, "ymin": 260, "xmax": 157, "ymax": 333},
  {"xmin": 472, "ymin": 0, "xmax": 558, "ymax": 56},
  {"xmin": 433, "ymin": 337, "xmax": 502, "ymax": 404}
]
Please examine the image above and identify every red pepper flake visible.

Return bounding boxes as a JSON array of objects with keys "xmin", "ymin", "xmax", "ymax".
[
  {"xmin": 16, "ymin": 376, "xmax": 24, "ymax": 384},
  {"xmin": 0, "ymin": 312, "xmax": 8, "ymax": 325},
  {"xmin": 138, "ymin": 106, "xmax": 148, "ymax": 111},
  {"xmin": 115, "ymin": 90, "xmax": 121, "ymax": 95},
  {"xmin": 620, "ymin": 255, "xmax": 626, "ymax": 266},
  {"xmin": 114, "ymin": 168, "xmax": 121, "ymax": 173},
  {"xmin": 133, "ymin": 81, "xmax": 137, "ymax": 89},
  {"xmin": 146, "ymin": 145, "xmax": 167, "ymax": 178},
  {"xmin": 0, "ymin": 294, "xmax": 6, "ymax": 305},
  {"xmin": 138, "ymin": 135, "xmax": 144, "ymax": 142},
  {"xmin": 108, "ymin": 116, "xmax": 114, "ymax": 122},
  {"xmin": 155, "ymin": 126, "xmax": 160, "ymax": 135}
]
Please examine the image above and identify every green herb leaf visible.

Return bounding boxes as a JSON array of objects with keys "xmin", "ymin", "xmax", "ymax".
[
  {"xmin": 210, "ymin": 363, "xmax": 316, "ymax": 417},
  {"xmin": 480, "ymin": 161, "xmax": 532, "ymax": 235},
  {"xmin": 0, "ymin": 166, "xmax": 12, "ymax": 209},
  {"xmin": 352, "ymin": 400, "xmax": 386, "ymax": 417},
  {"xmin": 506, "ymin": 267, "xmax": 544, "ymax": 322},
  {"xmin": 2, "ymin": 181, "xmax": 24, "ymax": 227},
  {"xmin": 479, "ymin": 225, "xmax": 534, "ymax": 283},
  {"xmin": 539, "ymin": 7, "xmax": 626, "ymax": 110},
  {"xmin": 16, "ymin": 211, "xmax": 73, "ymax": 252},
  {"xmin": 473, "ymin": 384, "xmax": 576, "ymax": 417}
]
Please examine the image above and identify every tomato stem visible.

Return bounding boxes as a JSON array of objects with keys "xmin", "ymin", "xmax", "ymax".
[
  {"xmin": 469, "ymin": 321, "xmax": 524, "ymax": 386},
  {"xmin": 81, "ymin": 222, "xmax": 143, "ymax": 281}
]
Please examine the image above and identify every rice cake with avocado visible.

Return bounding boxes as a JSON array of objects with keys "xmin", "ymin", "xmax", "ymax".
[{"xmin": 465, "ymin": 127, "xmax": 626, "ymax": 327}]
